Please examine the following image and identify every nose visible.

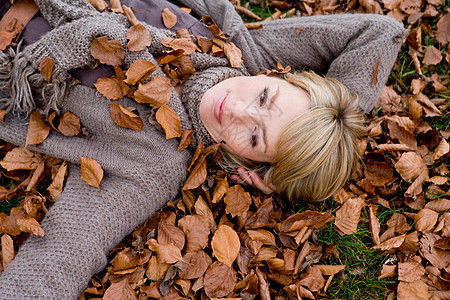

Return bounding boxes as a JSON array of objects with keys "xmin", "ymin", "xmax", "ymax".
[{"xmin": 226, "ymin": 100, "xmax": 256, "ymax": 123}]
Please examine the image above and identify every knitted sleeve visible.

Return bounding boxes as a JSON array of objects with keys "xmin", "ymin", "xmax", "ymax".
[{"xmin": 34, "ymin": 0, "xmax": 99, "ymax": 27}]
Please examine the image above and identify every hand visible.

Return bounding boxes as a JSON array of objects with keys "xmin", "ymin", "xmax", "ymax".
[{"xmin": 230, "ymin": 167, "xmax": 277, "ymax": 195}]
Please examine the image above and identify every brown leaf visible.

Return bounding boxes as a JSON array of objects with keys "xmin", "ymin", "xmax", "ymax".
[
  {"xmin": 378, "ymin": 264, "xmax": 396, "ymax": 279},
  {"xmin": 146, "ymin": 256, "xmax": 170, "ymax": 281},
  {"xmin": 245, "ymin": 197, "xmax": 275, "ymax": 229},
  {"xmin": 194, "ymin": 195, "xmax": 216, "ymax": 232},
  {"xmin": 420, "ymin": 232, "xmax": 450, "ymax": 269},
  {"xmin": 47, "ymin": 161, "xmax": 67, "ymax": 201},
  {"xmin": 425, "ymin": 198, "xmax": 450, "ymax": 213},
  {"xmin": 415, "ymin": 93, "xmax": 441, "ymax": 117},
  {"xmin": 397, "ymin": 280, "xmax": 430, "ymax": 300},
  {"xmin": 398, "ymin": 261, "xmax": 425, "ymax": 282},
  {"xmin": 156, "ymin": 105, "xmax": 181, "ymax": 139},
  {"xmin": 157, "ymin": 220, "xmax": 185, "ymax": 250},
  {"xmin": 395, "ymin": 152, "xmax": 427, "ymax": 182},
  {"xmin": 16, "ymin": 216, "xmax": 45, "ymax": 236},
  {"xmin": 415, "ymin": 208, "xmax": 439, "ymax": 232},
  {"xmin": 314, "ymin": 264, "xmax": 345, "ymax": 276},
  {"xmin": 177, "ymin": 129, "xmax": 194, "ymax": 151},
  {"xmin": 134, "ymin": 76, "xmax": 172, "ymax": 106},
  {"xmin": 434, "ymin": 237, "xmax": 450, "ymax": 250},
  {"xmin": 213, "ymin": 39, "xmax": 243, "ymax": 68},
  {"xmin": 248, "ymin": 229, "xmax": 276, "ymax": 247},
  {"xmin": 122, "ymin": 5, "xmax": 138, "ymax": 26},
  {"xmin": 147, "ymin": 239, "xmax": 183, "ymax": 264},
  {"xmin": 369, "ymin": 204, "xmax": 381, "ymax": 245},
  {"xmin": 39, "ymin": 57, "xmax": 54, "ymax": 83},
  {"xmin": 79, "ymin": 157, "xmax": 104, "ymax": 189},
  {"xmin": 26, "ymin": 111, "xmax": 50, "ymax": 146},
  {"xmin": 58, "ymin": 111, "xmax": 81, "ymax": 136},
  {"xmin": 126, "ymin": 24, "xmax": 152, "ymax": 52},
  {"xmin": 365, "ymin": 161, "xmax": 394, "ymax": 186},
  {"xmin": 124, "ymin": 60, "xmax": 156, "ymax": 85},
  {"xmin": 161, "ymin": 37, "xmax": 199, "ymax": 55},
  {"xmin": 1, "ymin": 234, "xmax": 14, "ymax": 269},
  {"xmin": 411, "ymin": 78, "xmax": 427, "ymax": 95},
  {"xmin": 0, "ymin": 147, "xmax": 40, "ymax": 171},
  {"xmin": 183, "ymin": 156, "xmax": 207, "ymax": 190},
  {"xmin": 178, "ymin": 215, "xmax": 210, "ymax": 251},
  {"xmin": 204, "ymin": 261, "xmax": 237, "ymax": 298},
  {"xmin": 212, "ymin": 177, "xmax": 228, "ymax": 203},
  {"xmin": 298, "ymin": 266, "xmax": 325, "ymax": 292},
  {"xmin": 103, "ymin": 278, "xmax": 137, "ymax": 300},
  {"xmin": 110, "ymin": 102, "xmax": 144, "ymax": 131},
  {"xmin": 376, "ymin": 85, "xmax": 403, "ymax": 113},
  {"xmin": 110, "ymin": 0, "xmax": 123, "ymax": 13},
  {"xmin": 334, "ymin": 197, "xmax": 366, "ymax": 235},
  {"xmin": 201, "ymin": 16, "xmax": 230, "ymax": 40},
  {"xmin": 87, "ymin": 0, "xmax": 108, "ymax": 11},
  {"xmin": 371, "ymin": 58, "xmax": 380, "ymax": 87},
  {"xmin": 179, "ymin": 251, "xmax": 212, "ymax": 279},
  {"xmin": 224, "ymin": 185, "xmax": 252, "ymax": 217},
  {"xmin": 436, "ymin": 13, "xmax": 450, "ymax": 45},
  {"xmin": 0, "ymin": 110, "xmax": 6, "ymax": 124},
  {"xmin": 94, "ymin": 76, "xmax": 129, "ymax": 100},
  {"xmin": 195, "ymin": 36, "xmax": 213, "ymax": 53},
  {"xmin": 211, "ymin": 224, "xmax": 240, "ymax": 268},
  {"xmin": 90, "ymin": 36, "xmax": 125, "ymax": 66},
  {"xmin": 386, "ymin": 115, "xmax": 417, "ymax": 149},
  {"xmin": 162, "ymin": 7, "xmax": 177, "ymax": 29},
  {"xmin": 432, "ymin": 138, "xmax": 449, "ymax": 162},
  {"xmin": 372, "ymin": 234, "xmax": 406, "ymax": 250},
  {"xmin": 423, "ymin": 45, "xmax": 443, "ymax": 65}
]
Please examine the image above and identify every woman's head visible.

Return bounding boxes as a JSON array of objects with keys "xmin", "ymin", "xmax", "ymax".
[{"xmin": 200, "ymin": 71, "xmax": 365, "ymax": 203}]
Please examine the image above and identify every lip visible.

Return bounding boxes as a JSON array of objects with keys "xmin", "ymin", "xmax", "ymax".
[{"xmin": 214, "ymin": 93, "xmax": 228, "ymax": 124}]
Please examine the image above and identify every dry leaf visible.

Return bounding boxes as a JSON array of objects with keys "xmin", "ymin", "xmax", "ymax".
[
  {"xmin": 103, "ymin": 278, "xmax": 137, "ymax": 300},
  {"xmin": 122, "ymin": 5, "xmax": 139, "ymax": 26},
  {"xmin": 298, "ymin": 266, "xmax": 326, "ymax": 292},
  {"xmin": 110, "ymin": 0, "xmax": 123, "ymax": 13},
  {"xmin": 398, "ymin": 261, "xmax": 425, "ymax": 282},
  {"xmin": 1, "ymin": 234, "xmax": 14, "ymax": 269},
  {"xmin": 369, "ymin": 204, "xmax": 381, "ymax": 245},
  {"xmin": 162, "ymin": 8, "xmax": 177, "ymax": 29},
  {"xmin": 177, "ymin": 129, "xmax": 194, "ymax": 151},
  {"xmin": 432, "ymin": 138, "xmax": 449, "ymax": 162},
  {"xmin": 161, "ymin": 37, "xmax": 199, "ymax": 55},
  {"xmin": 395, "ymin": 152, "xmax": 427, "ymax": 181},
  {"xmin": 134, "ymin": 76, "xmax": 172, "ymax": 106},
  {"xmin": 39, "ymin": 57, "xmax": 54, "ymax": 83},
  {"xmin": 372, "ymin": 234, "xmax": 406, "ymax": 250},
  {"xmin": 47, "ymin": 161, "xmax": 67, "ymax": 201},
  {"xmin": 0, "ymin": 147, "xmax": 40, "ymax": 171},
  {"xmin": 90, "ymin": 36, "xmax": 125, "ymax": 66},
  {"xmin": 127, "ymin": 24, "xmax": 152, "ymax": 52},
  {"xmin": 156, "ymin": 105, "xmax": 181, "ymax": 139},
  {"xmin": 315, "ymin": 265, "xmax": 345, "ymax": 276},
  {"xmin": 211, "ymin": 224, "xmax": 240, "ymax": 268},
  {"xmin": 178, "ymin": 215, "xmax": 210, "ymax": 251},
  {"xmin": 124, "ymin": 60, "xmax": 156, "ymax": 85},
  {"xmin": 423, "ymin": 45, "xmax": 443, "ymax": 65},
  {"xmin": 26, "ymin": 111, "xmax": 50, "ymax": 146},
  {"xmin": 397, "ymin": 280, "xmax": 430, "ymax": 300},
  {"xmin": 183, "ymin": 157, "xmax": 207, "ymax": 190},
  {"xmin": 0, "ymin": 110, "xmax": 6, "ymax": 124},
  {"xmin": 87, "ymin": 0, "xmax": 108, "ymax": 11},
  {"xmin": 79, "ymin": 157, "xmax": 104, "ymax": 189},
  {"xmin": 248, "ymin": 229, "xmax": 277, "ymax": 247},
  {"xmin": 372, "ymin": 58, "xmax": 380, "ymax": 87},
  {"xmin": 16, "ymin": 216, "xmax": 45, "ymax": 236},
  {"xmin": 179, "ymin": 251, "xmax": 212, "ymax": 279},
  {"xmin": 378, "ymin": 264, "xmax": 397, "ymax": 279},
  {"xmin": 414, "ymin": 208, "xmax": 439, "ymax": 232},
  {"xmin": 425, "ymin": 198, "xmax": 450, "ymax": 213},
  {"xmin": 147, "ymin": 239, "xmax": 183, "ymax": 264},
  {"xmin": 94, "ymin": 76, "xmax": 129, "ymax": 100},
  {"xmin": 204, "ymin": 261, "xmax": 237, "ymax": 298},
  {"xmin": 110, "ymin": 102, "xmax": 144, "ymax": 131},
  {"xmin": 58, "ymin": 111, "xmax": 81, "ymax": 136},
  {"xmin": 334, "ymin": 197, "xmax": 366, "ymax": 235},
  {"xmin": 201, "ymin": 16, "xmax": 230, "ymax": 40},
  {"xmin": 213, "ymin": 39, "xmax": 243, "ymax": 68},
  {"xmin": 224, "ymin": 185, "xmax": 252, "ymax": 217},
  {"xmin": 157, "ymin": 220, "xmax": 185, "ymax": 250},
  {"xmin": 436, "ymin": 13, "xmax": 450, "ymax": 45}
]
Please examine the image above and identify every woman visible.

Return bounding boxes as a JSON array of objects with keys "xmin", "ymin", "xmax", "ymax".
[{"xmin": 0, "ymin": 0, "xmax": 403, "ymax": 298}]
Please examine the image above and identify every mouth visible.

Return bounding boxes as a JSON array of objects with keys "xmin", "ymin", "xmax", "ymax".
[{"xmin": 214, "ymin": 93, "xmax": 228, "ymax": 124}]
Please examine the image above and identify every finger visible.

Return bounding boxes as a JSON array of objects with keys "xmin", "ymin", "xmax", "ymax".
[
  {"xmin": 237, "ymin": 167, "xmax": 253, "ymax": 186},
  {"xmin": 250, "ymin": 172, "xmax": 276, "ymax": 194},
  {"xmin": 230, "ymin": 174, "xmax": 244, "ymax": 184}
]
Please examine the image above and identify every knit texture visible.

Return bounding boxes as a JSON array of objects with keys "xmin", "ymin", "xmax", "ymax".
[{"xmin": 0, "ymin": 0, "xmax": 403, "ymax": 298}]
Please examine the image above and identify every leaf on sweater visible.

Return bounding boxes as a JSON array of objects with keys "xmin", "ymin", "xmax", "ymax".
[
  {"xmin": 334, "ymin": 197, "xmax": 366, "ymax": 235},
  {"xmin": 110, "ymin": 102, "xmax": 144, "ymax": 131},
  {"xmin": 147, "ymin": 239, "xmax": 184, "ymax": 264},
  {"xmin": 103, "ymin": 278, "xmax": 137, "ymax": 300},
  {"xmin": 47, "ymin": 161, "xmax": 67, "ymax": 201},
  {"xmin": 211, "ymin": 224, "xmax": 240, "ymax": 267},
  {"xmin": 0, "ymin": 147, "xmax": 41, "ymax": 171},
  {"xmin": 110, "ymin": 0, "xmax": 123, "ymax": 13},
  {"xmin": 1, "ymin": 234, "xmax": 14, "ymax": 269},
  {"xmin": 90, "ymin": 36, "xmax": 125, "ymax": 66},
  {"xmin": 39, "ymin": 57, "xmax": 54, "ymax": 83},
  {"xmin": 86, "ymin": 0, "xmax": 108, "ymax": 11},
  {"xmin": 371, "ymin": 58, "xmax": 380, "ymax": 87},
  {"xmin": 179, "ymin": 250, "xmax": 212, "ymax": 279},
  {"xmin": 213, "ymin": 39, "xmax": 243, "ymax": 68},
  {"xmin": 134, "ymin": 76, "xmax": 172, "ymax": 106},
  {"xmin": 122, "ymin": 5, "xmax": 139, "ymax": 26},
  {"xmin": 156, "ymin": 105, "xmax": 181, "ymax": 139},
  {"xmin": 155, "ymin": 49, "xmax": 185, "ymax": 65},
  {"xmin": 94, "ymin": 76, "xmax": 129, "ymax": 100},
  {"xmin": 204, "ymin": 261, "xmax": 237, "ymax": 298},
  {"xmin": 58, "ymin": 111, "xmax": 81, "ymax": 137},
  {"xmin": 224, "ymin": 185, "xmax": 252, "ymax": 217},
  {"xmin": 161, "ymin": 37, "xmax": 200, "ymax": 55},
  {"xmin": 201, "ymin": 16, "xmax": 230, "ymax": 40},
  {"xmin": 195, "ymin": 36, "xmax": 213, "ymax": 53},
  {"xmin": 80, "ymin": 157, "xmax": 104, "ymax": 189},
  {"xmin": 26, "ymin": 111, "xmax": 50, "ymax": 147},
  {"xmin": 0, "ymin": 110, "xmax": 6, "ymax": 124},
  {"xmin": 127, "ymin": 24, "xmax": 152, "ymax": 52},
  {"xmin": 177, "ymin": 129, "xmax": 194, "ymax": 151},
  {"xmin": 124, "ymin": 60, "xmax": 156, "ymax": 85},
  {"xmin": 162, "ymin": 8, "xmax": 177, "ymax": 29},
  {"xmin": 0, "ymin": 19, "xmax": 24, "ymax": 51}
]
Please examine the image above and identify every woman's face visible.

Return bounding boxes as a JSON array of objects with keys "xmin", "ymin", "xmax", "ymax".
[{"xmin": 199, "ymin": 75, "xmax": 310, "ymax": 162}]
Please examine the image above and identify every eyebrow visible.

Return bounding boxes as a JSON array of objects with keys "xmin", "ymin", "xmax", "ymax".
[{"xmin": 261, "ymin": 85, "xmax": 280, "ymax": 153}]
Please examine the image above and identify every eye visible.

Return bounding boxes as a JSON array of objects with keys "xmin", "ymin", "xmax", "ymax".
[
  {"xmin": 251, "ymin": 126, "xmax": 258, "ymax": 147},
  {"xmin": 259, "ymin": 87, "xmax": 268, "ymax": 106}
]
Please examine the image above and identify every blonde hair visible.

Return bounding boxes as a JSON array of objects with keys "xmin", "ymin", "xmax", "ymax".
[{"xmin": 220, "ymin": 71, "xmax": 365, "ymax": 203}]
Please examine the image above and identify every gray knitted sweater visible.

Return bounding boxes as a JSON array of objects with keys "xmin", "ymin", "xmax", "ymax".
[{"xmin": 0, "ymin": 0, "xmax": 404, "ymax": 298}]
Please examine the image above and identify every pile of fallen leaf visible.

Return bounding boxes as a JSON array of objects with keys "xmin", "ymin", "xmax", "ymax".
[{"xmin": 1, "ymin": 0, "xmax": 449, "ymax": 299}]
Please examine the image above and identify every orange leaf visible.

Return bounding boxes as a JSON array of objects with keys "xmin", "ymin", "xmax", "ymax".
[
  {"xmin": 195, "ymin": 36, "xmax": 213, "ymax": 53},
  {"xmin": 122, "ymin": 5, "xmax": 139, "ymax": 26},
  {"xmin": 201, "ymin": 16, "xmax": 230, "ymax": 40},
  {"xmin": 0, "ymin": 147, "xmax": 41, "ymax": 171},
  {"xmin": 86, "ymin": 0, "xmax": 108, "ymax": 11},
  {"xmin": 47, "ymin": 161, "xmax": 67, "ymax": 201},
  {"xmin": 178, "ymin": 215, "xmax": 210, "ymax": 251},
  {"xmin": 134, "ymin": 76, "xmax": 172, "ymax": 106},
  {"xmin": 26, "ymin": 111, "xmax": 50, "ymax": 146},
  {"xmin": 177, "ymin": 129, "xmax": 194, "ymax": 151},
  {"xmin": 94, "ymin": 76, "xmax": 129, "ymax": 100},
  {"xmin": 103, "ymin": 278, "xmax": 137, "ymax": 300},
  {"xmin": 0, "ymin": 110, "xmax": 7, "ymax": 124},
  {"xmin": 58, "ymin": 111, "xmax": 81, "ymax": 136},
  {"xmin": 162, "ymin": 7, "xmax": 177, "ymax": 29},
  {"xmin": 182, "ymin": 156, "xmax": 207, "ymax": 190},
  {"xmin": 247, "ymin": 229, "xmax": 276, "ymax": 247},
  {"xmin": 213, "ymin": 39, "xmax": 243, "ymax": 68},
  {"xmin": 432, "ymin": 138, "xmax": 449, "ymax": 162},
  {"xmin": 212, "ymin": 177, "xmax": 228, "ymax": 203},
  {"xmin": 90, "ymin": 36, "xmax": 125, "ymax": 66},
  {"xmin": 126, "ymin": 24, "xmax": 152, "ymax": 52},
  {"xmin": 124, "ymin": 60, "xmax": 156, "ymax": 85},
  {"xmin": 161, "ymin": 37, "xmax": 200, "ymax": 55},
  {"xmin": 39, "ymin": 57, "xmax": 54, "ymax": 83},
  {"xmin": 110, "ymin": 0, "xmax": 123, "ymax": 13},
  {"xmin": 1, "ymin": 234, "xmax": 14, "ymax": 269},
  {"xmin": 147, "ymin": 239, "xmax": 183, "ymax": 264},
  {"xmin": 378, "ymin": 264, "xmax": 396, "ymax": 279},
  {"xmin": 334, "ymin": 197, "xmax": 366, "ymax": 235},
  {"xmin": 211, "ymin": 224, "xmax": 240, "ymax": 268},
  {"xmin": 224, "ymin": 185, "xmax": 252, "ymax": 217},
  {"xmin": 371, "ymin": 58, "xmax": 380, "ymax": 87},
  {"xmin": 79, "ymin": 157, "xmax": 104, "ymax": 189},
  {"xmin": 155, "ymin": 104, "xmax": 181, "ymax": 139},
  {"xmin": 110, "ymin": 102, "xmax": 144, "ymax": 131},
  {"xmin": 16, "ymin": 216, "xmax": 45, "ymax": 236}
]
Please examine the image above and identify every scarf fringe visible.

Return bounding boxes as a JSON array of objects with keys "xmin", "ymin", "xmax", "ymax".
[{"xmin": 0, "ymin": 46, "xmax": 68, "ymax": 117}]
